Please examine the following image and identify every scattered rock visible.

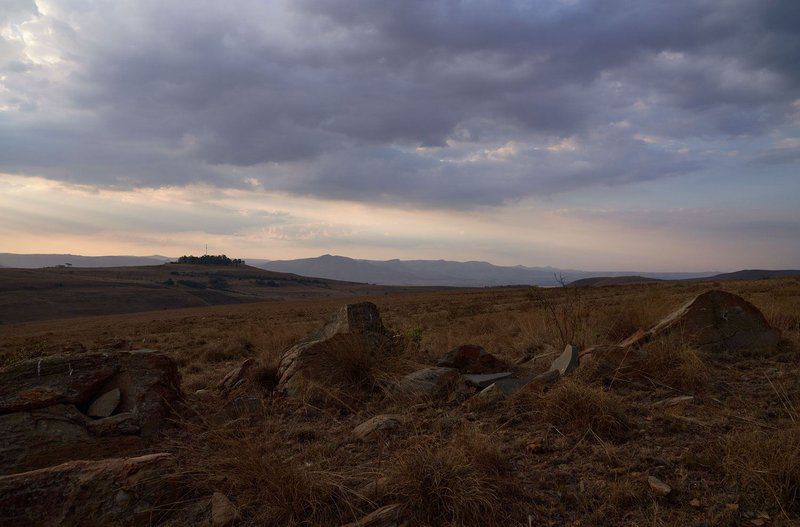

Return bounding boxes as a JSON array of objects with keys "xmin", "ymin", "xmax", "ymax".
[
  {"xmin": 87, "ymin": 388, "xmax": 121, "ymax": 418},
  {"xmin": 689, "ymin": 498, "xmax": 701, "ymax": 507},
  {"xmin": 353, "ymin": 414, "xmax": 404, "ymax": 441},
  {"xmin": 548, "ymin": 344, "xmax": 580, "ymax": 375},
  {"xmin": 277, "ymin": 302, "xmax": 394, "ymax": 395},
  {"xmin": 621, "ymin": 290, "xmax": 780, "ymax": 352},
  {"xmin": 397, "ymin": 367, "xmax": 462, "ymax": 397},
  {"xmin": 647, "ymin": 475, "xmax": 672, "ymax": 496},
  {"xmin": 653, "ymin": 395, "xmax": 694, "ymax": 408},
  {"xmin": 358, "ymin": 476, "xmax": 391, "ymax": 501},
  {"xmin": 0, "ymin": 453, "xmax": 175, "ymax": 527},
  {"xmin": 217, "ymin": 358, "xmax": 255, "ymax": 394},
  {"xmin": 436, "ymin": 344, "xmax": 509, "ymax": 373},
  {"xmin": 0, "ymin": 351, "xmax": 181, "ymax": 473},
  {"xmin": 341, "ymin": 503, "xmax": 405, "ymax": 527},
  {"xmin": 211, "ymin": 492, "xmax": 240, "ymax": 527},
  {"xmin": 463, "ymin": 371, "xmax": 514, "ymax": 388}
]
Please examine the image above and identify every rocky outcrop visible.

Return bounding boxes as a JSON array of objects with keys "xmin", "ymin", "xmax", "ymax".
[
  {"xmin": 0, "ymin": 350, "xmax": 181, "ymax": 473},
  {"xmin": 277, "ymin": 302, "xmax": 393, "ymax": 395},
  {"xmin": 0, "ymin": 453, "xmax": 175, "ymax": 527},
  {"xmin": 621, "ymin": 290, "xmax": 780, "ymax": 351},
  {"xmin": 436, "ymin": 344, "xmax": 509, "ymax": 373}
]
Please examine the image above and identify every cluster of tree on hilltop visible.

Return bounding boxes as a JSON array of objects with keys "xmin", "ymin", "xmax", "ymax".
[{"xmin": 175, "ymin": 254, "xmax": 244, "ymax": 266}]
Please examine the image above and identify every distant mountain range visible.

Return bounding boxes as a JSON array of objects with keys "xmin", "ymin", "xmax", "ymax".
[
  {"xmin": 0, "ymin": 253, "xmax": 171, "ymax": 268},
  {"xmin": 3, "ymin": 253, "xmax": 796, "ymax": 288},
  {"xmin": 252, "ymin": 254, "xmax": 715, "ymax": 287}
]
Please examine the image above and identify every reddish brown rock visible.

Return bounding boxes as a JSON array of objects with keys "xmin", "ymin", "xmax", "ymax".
[
  {"xmin": 0, "ymin": 453, "xmax": 175, "ymax": 527},
  {"xmin": 0, "ymin": 351, "xmax": 181, "ymax": 473},
  {"xmin": 620, "ymin": 290, "xmax": 780, "ymax": 352},
  {"xmin": 436, "ymin": 344, "xmax": 509, "ymax": 374},
  {"xmin": 277, "ymin": 302, "xmax": 393, "ymax": 395}
]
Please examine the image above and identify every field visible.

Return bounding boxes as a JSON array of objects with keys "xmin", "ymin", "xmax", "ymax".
[{"xmin": 1, "ymin": 276, "xmax": 800, "ymax": 525}]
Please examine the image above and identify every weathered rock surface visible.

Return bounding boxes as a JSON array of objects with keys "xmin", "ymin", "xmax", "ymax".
[
  {"xmin": 277, "ymin": 302, "xmax": 393, "ymax": 395},
  {"xmin": 87, "ymin": 388, "xmax": 121, "ymax": 418},
  {"xmin": 217, "ymin": 358, "xmax": 255, "ymax": 394},
  {"xmin": 0, "ymin": 350, "xmax": 181, "ymax": 473},
  {"xmin": 548, "ymin": 344, "xmax": 580, "ymax": 375},
  {"xmin": 397, "ymin": 367, "xmax": 462, "ymax": 396},
  {"xmin": 0, "ymin": 453, "xmax": 175, "ymax": 527},
  {"xmin": 436, "ymin": 344, "xmax": 509, "ymax": 373},
  {"xmin": 353, "ymin": 414, "xmax": 404, "ymax": 441},
  {"xmin": 211, "ymin": 492, "xmax": 241, "ymax": 527},
  {"xmin": 621, "ymin": 290, "xmax": 780, "ymax": 351}
]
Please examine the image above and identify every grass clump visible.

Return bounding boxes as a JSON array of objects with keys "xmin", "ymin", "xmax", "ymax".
[
  {"xmin": 386, "ymin": 429, "xmax": 519, "ymax": 526},
  {"xmin": 540, "ymin": 379, "xmax": 630, "ymax": 441},
  {"xmin": 639, "ymin": 342, "xmax": 709, "ymax": 392},
  {"xmin": 171, "ymin": 417, "xmax": 359, "ymax": 526},
  {"xmin": 722, "ymin": 425, "xmax": 800, "ymax": 514}
]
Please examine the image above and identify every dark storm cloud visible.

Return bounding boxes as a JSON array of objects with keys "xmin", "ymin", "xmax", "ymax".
[{"xmin": 0, "ymin": 0, "xmax": 797, "ymax": 204}]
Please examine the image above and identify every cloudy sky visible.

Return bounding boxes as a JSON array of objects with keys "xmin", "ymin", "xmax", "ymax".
[{"xmin": 1, "ymin": 0, "xmax": 798, "ymax": 270}]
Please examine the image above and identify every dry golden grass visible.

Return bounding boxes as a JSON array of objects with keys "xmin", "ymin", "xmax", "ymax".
[
  {"xmin": 1, "ymin": 277, "xmax": 799, "ymax": 525},
  {"xmin": 385, "ymin": 428, "xmax": 519, "ymax": 526},
  {"xmin": 722, "ymin": 425, "xmax": 800, "ymax": 516}
]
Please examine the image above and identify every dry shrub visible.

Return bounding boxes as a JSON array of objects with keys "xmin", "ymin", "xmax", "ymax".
[
  {"xmin": 540, "ymin": 379, "xmax": 630, "ymax": 441},
  {"xmin": 386, "ymin": 429, "xmax": 519, "ymax": 526},
  {"xmin": 200, "ymin": 334, "xmax": 253, "ymax": 363},
  {"xmin": 722, "ymin": 425, "xmax": 800, "ymax": 514},
  {"xmin": 639, "ymin": 341, "xmax": 709, "ymax": 392},
  {"xmin": 171, "ymin": 416, "xmax": 360, "ymax": 526}
]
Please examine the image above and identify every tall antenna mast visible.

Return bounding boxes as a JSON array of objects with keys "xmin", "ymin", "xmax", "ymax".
[{"xmin": 205, "ymin": 243, "xmax": 208, "ymax": 255}]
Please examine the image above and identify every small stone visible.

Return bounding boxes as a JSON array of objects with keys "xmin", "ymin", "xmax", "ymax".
[
  {"xmin": 549, "ymin": 344, "xmax": 580, "ymax": 375},
  {"xmin": 647, "ymin": 475, "xmax": 672, "ymax": 496},
  {"xmin": 87, "ymin": 388, "xmax": 121, "ymax": 418},
  {"xmin": 653, "ymin": 395, "xmax": 694, "ymax": 408},
  {"xmin": 353, "ymin": 415, "xmax": 403, "ymax": 441},
  {"xmin": 211, "ymin": 492, "xmax": 240, "ymax": 527},
  {"xmin": 689, "ymin": 498, "xmax": 701, "ymax": 507}
]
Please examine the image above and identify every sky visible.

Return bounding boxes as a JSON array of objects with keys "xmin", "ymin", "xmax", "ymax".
[{"xmin": 0, "ymin": 0, "xmax": 798, "ymax": 271}]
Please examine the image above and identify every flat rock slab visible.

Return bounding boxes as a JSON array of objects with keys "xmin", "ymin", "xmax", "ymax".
[
  {"xmin": 0, "ymin": 453, "xmax": 175, "ymax": 527},
  {"xmin": 463, "ymin": 372, "xmax": 514, "ymax": 388},
  {"xmin": 87, "ymin": 388, "xmax": 121, "ymax": 418},
  {"xmin": 398, "ymin": 367, "xmax": 461, "ymax": 396},
  {"xmin": 548, "ymin": 344, "xmax": 580, "ymax": 375}
]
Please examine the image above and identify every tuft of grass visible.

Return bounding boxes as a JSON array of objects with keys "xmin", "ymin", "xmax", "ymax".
[
  {"xmin": 171, "ymin": 413, "xmax": 361, "ymax": 526},
  {"xmin": 722, "ymin": 426, "xmax": 800, "ymax": 515},
  {"xmin": 539, "ymin": 379, "xmax": 631, "ymax": 441},
  {"xmin": 386, "ymin": 429, "xmax": 519, "ymax": 526},
  {"xmin": 639, "ymin": 341, "xmax": 709, "ymax": 393}
]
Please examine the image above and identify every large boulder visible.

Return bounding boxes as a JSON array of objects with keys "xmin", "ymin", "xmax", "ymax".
[
  {"xmin": 0, "ymin": 453, "xmax": 175, "ymax": 527},
  {"xmin": 621, "ymin": 290, "xmax": 780, "ymax": 352},
  {"xmin": 277, "ymin": 302, "xmax": 393, "ymax": 395},
  {"xmin": 0, "ymin": 350, "xmax": 181, "ymax": 473},
  {"xmin": 436, "ymin": 344, "xmax": 509, "ymax": 374}
]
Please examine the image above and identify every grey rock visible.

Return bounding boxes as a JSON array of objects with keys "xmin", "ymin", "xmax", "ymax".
[
  {"xmin": 548, "ymin": 344, "xmax": 580, "ymax": 375},
  {"xmin": 397, "ymin": 367, "xmax": 461, "ymax": 396},
  {"xmin": 353, "ymin": 414, "xmax": 403, "ymax": 441},
  {"xmin": 87, "ymin": 388, "xmax": 120, "ymax": 418},
  {"xmin": 647, "ymin": 475, "xmax": 672, "ymax": 496},
  {"xmin": 462, "ymin": 372, "xmax": 514, "ymax": 388}
]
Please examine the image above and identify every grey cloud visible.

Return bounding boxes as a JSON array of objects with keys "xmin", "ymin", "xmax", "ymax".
[{"xmin": 0, "ymin": 0, "xmax": 797, "ymax": 205}]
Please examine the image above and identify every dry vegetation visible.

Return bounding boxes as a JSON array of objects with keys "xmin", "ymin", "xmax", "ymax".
[{"xmin": 2, "ymin": 277, "xmax": 800, "ymax": 525}]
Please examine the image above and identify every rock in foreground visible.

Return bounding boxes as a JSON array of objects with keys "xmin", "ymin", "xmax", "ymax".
[
  {"xmin": 621, "ymin": 290, "xmax": 780, "ymax": 351},
  {"xmin": 0, "ymin": 453, "xmax": 175, "ymax": 527},
  {"xmin": 0, "ymin": 350, "xmax": 181, "ymax": 473}
]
